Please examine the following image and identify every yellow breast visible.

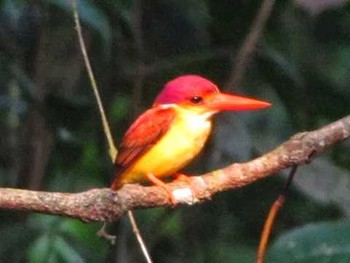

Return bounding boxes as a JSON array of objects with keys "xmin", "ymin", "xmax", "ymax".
[{"xmin": 119, "ymin": 106, "xmax": 212, "ymax": 185}]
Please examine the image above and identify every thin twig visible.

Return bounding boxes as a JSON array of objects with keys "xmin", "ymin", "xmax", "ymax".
[
  {"xmin": 226, "ymin": 0, "xmax": 276, "ymax": 88},
  {"xmin": 256, "ymin": 166, "xmax": 298, "ymax": 263},
  {"xmin": 71, "ymin": 1, "xmax": 152, "ymax": 262},
  {"xmin": 97, "ymin": 222, "xmax": 116, "ymax": 244},
  {"xmin": 128, "ymin": 211, "xmax": 153, "ymax": 263},
  {"xmin": 71, "ymin": 0, "xmax": 117, "ymax": 159}
]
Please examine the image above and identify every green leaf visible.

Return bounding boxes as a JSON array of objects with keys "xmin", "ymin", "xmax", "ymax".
[
  {"xmin": 267, "ymin": 221, "xmax": 350, "ymax": 263},
  {"xmin": 28, "ymin": 234, "xmax": 52, "ymax": 263},
  {"xmin": 60, "ymin": 219, "xmax": 106, "ymax": 252},
  {"xmin": 54, "ymin": 236, "xmax": 85, "ymax": 263},
  {"xmin": 293, "ymin": 158, "xmax": 350, "ymax": 215}
]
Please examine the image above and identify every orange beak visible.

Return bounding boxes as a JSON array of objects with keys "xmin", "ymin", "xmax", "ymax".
[{"xmin": 205, "ymin": 92, "xmax": 271, "ymax": 111}]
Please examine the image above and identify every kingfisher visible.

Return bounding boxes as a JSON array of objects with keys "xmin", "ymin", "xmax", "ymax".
[{"xmin": 111, "ymin": 75, "xmax": 270, "ymax": 192}]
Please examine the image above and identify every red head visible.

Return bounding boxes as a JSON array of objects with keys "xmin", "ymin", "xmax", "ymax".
[{"xmin": 153, "ymin": 75, "xmax": 271, "ymax": 113}]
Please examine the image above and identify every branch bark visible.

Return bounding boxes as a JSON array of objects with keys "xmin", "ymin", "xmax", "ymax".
[{"xmin": 0, "ymin": 115, "xmax": 349, "ymax": 222}]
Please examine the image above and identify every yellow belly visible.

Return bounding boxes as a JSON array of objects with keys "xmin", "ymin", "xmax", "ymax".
[{"xmin": 118, "ymin": 109, "xmax": 212, "ymax": 185}]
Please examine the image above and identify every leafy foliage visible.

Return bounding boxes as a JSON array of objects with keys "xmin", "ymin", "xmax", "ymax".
[{"xmin": 268, "ymin": 221, "xmax": 350, "ymax": 262}]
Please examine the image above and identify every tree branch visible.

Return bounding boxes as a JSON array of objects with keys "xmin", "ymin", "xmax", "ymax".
[
  {"xmin": 1, "ymin": 115, "xmax": 349, "ymax": 222},
  {"xmin": 226, "ymin": 0, "xmax": 276, "ymax": 88}
]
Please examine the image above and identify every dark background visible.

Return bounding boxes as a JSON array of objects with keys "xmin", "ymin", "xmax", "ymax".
[{"xmin": 0, "ymin": 0, "xmax": 349, "ymax": 262}]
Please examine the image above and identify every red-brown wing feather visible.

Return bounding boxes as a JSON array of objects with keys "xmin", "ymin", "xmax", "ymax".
[{"xmin": 112, "ymin": 107, "xmax": 176, "ymax": 186}]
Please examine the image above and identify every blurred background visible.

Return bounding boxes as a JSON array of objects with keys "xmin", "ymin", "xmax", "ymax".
[{"xmin": 0, "ymin": 0, "xmax": 350, "ymax": 262}]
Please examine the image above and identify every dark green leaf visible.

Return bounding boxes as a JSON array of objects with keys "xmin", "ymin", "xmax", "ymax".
[{"xmin": 268, "ymin": 221, "xmax": 350, "ymax": 262}]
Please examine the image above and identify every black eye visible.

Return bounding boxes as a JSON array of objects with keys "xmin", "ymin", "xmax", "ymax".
[{"xmin": 190, "ymin": 96, "xmax": 203, "ymax": 104}]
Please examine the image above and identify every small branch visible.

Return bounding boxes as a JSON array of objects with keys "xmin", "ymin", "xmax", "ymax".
[
  {"xmin": 256, "ymin": 165, "xmax": 297, "ymax": 263},
  {"xmin": 127, "ymin": 210, "xmax": 153, "ymax": 263},
  {"xmin": 71, "ymin": 0, "xmax": 117, "ymax": 159},
  {"xmin": 226, "ymin": 0, "xmax": 276, "ymax": 88},
  {"xmin": 0, "ymin": 115, "xmax": 349, "ymax": 222}
]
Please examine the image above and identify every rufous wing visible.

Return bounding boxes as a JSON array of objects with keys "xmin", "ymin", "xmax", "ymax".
[{"xmin": 111, "ymin": 106, "xmax": 176, "ymax": 189}]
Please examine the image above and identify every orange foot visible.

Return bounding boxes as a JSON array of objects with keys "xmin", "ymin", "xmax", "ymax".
[
  {"xmin": 146, "ymin": 173, "xmax": 177, "ymax": 204},
  {"xmin": 173, "ymin": 173, "xmax": 192, "ymax": 184}
]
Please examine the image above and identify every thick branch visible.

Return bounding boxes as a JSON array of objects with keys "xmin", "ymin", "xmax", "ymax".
[{"xmin": 0, "ymin": 115, "xmax": 349, "ymax": 222}]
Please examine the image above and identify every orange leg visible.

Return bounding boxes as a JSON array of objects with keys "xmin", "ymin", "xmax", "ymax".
[
  {"xmin": 173, "ymin": 173, "xmax": 192, "ymax": 184},
  {"xmin": 146, "ymin": 173, "xmax": 177, "ymax": 204}
]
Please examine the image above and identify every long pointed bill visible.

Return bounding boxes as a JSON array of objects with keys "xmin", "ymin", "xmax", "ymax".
[{"xmin": 206, "ymin": 92, "xmax": 271, "ymax": 111}]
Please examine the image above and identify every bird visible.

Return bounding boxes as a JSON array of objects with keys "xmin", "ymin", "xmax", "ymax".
[{"xmin": 111, "ymin": 75, "xmax": 270, "ymax": 193}]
